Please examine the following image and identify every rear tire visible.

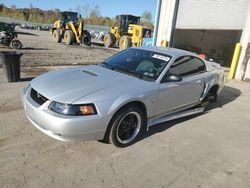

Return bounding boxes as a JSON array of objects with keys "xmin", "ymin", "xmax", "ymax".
[
  {"xmin": 82, "ymin": 32, "xmax": 91, "ymax": 46},
  {"xmin": 11, "ymin": 40, "xmax": 22, "ymax": 49},
  {"xmin": 119, "ymin": 36, "xmax": 132, "ymax": 50},
  {"xmin": 64, "ymin": 30, "xmax": 75, "ymax": 45},
  {"xmin": 52, "ymin": 29, "xmax": 62, "ymax": 43},
  {"xmin": 109, "ymin": 106, "xmax": 144, "ymax": 147},
  {"xmin": 103, "ymin": 32, "xmax": 115, "ymax": 48}
]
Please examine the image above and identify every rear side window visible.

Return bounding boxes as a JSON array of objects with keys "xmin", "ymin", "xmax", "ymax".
[{"xmin": 169, "ymin": 56, "xmax": 206, "ymax": 77}]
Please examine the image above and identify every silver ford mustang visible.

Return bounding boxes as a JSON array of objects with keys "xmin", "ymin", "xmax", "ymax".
[{"xmin": 22, "ymin": 47, "xmax": 224, "ymax": 147}]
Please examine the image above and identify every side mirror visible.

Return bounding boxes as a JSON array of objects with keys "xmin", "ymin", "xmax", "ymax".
[
  {"xmin": 161, "ymin": 74, "xmax": 182, "ymax": 83},
  {"xmin": 168, "ymin": 74, "xmax": 182, "ymax": 82}
]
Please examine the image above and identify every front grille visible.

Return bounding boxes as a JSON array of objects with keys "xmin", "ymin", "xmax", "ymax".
[{"xmin": 30, "ymin": 88, "xmax": 48, "ymax": 105}]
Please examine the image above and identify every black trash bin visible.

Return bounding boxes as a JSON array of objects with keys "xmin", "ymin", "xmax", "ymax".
[{"xmin": 0, "ymin": 51, "xmax": 22, "ymax": 82}]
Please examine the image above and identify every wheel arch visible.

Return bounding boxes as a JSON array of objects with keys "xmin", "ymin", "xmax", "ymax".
[
  {"xmin": 102, "ymin": 100, "xmax": 148, "ymax": 142},
  {"xmin": 208, "ymin": 84, "xmax": 220, "ymax": 101},
  {"xmin": 201, "ymin": 84, "xmax": 220, "ymax": 103},
  {"xmin": 209, "ymin": 84, "xmax": 219, "ymax": 95}
]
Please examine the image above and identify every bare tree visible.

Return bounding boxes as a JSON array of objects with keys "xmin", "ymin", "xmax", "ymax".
[
  {"xmin": 89, "ymin": 5, "xmax": 101, "ymax": 18},
  {"xmin": 11, "ymin": 4, "xmax": 16, "ymax": 10},
  {"xmin": 141, "ymin": 10, "xmax": 154, "ymax": 31},
  {"xmin": 141, "ymin": 10, "xmax": 152, "ymax": 22}
]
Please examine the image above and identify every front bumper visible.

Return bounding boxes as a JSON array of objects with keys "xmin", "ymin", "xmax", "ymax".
[{"xmin": 21, "ymin": 86, "xmax": 108, "ymax": 142}]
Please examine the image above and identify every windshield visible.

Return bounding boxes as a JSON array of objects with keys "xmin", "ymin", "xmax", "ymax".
[
  {"xmin": 61, "ymin": 13, "xmax": 77, "ymax": 23},
  {"xmin": 100, "ymin": 48, "xmax": 171, "ymax": 81}
]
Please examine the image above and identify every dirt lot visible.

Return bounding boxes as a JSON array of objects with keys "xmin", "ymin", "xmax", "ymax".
[
  {"xmin": 0, "ymin": 28, "xmax": 117, "ymax": 67},
  {"xmin": 1, "ymin": 29, "xmax": 250, "ymax": 188}
]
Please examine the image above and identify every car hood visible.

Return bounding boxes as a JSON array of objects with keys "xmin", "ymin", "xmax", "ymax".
[{"xmin": 31, "ymin": 65, "xmax": 141, "ymax": 104}]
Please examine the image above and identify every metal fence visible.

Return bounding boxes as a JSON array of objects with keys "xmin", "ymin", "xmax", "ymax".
[
  {"xmin": 0, "ymin": 16, "xmax": 52, "ymax": 27},
  {"xmin": 85, "ymin": 25, "xmax": 110, "ymax": 33},
  {"xmin": 0, "ymin": 16, "xmax": 110, "ymax": 33}
]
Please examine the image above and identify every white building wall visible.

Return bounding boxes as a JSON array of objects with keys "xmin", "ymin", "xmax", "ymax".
[
  {"xmin": 156, "ymin": 0, "xmax": 176, "ymax": 46},
  {"xmin": 235, "ymin": 4, "xmax": 250, "ymax": 80},
  {"xmin": 176, "ymin": 0, "xmax": 249, "ymax": 30}
]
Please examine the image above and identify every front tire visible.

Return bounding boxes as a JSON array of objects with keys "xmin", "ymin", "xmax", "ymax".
[
  {"xmin": 109, "ymin": 106, "xmax": 144, "ymax": 147},
  {"xmin": 103, "ymin": 32, "xmax": 115, "ymax": 48},
  {"xmin": 64, "ymin": 30, "xmax": 75, "ymax": 45}
]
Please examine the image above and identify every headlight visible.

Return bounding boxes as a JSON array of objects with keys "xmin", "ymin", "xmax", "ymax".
[{"xmin": 49, "ymin": 102, "xmax": 97, "ymax": 116}]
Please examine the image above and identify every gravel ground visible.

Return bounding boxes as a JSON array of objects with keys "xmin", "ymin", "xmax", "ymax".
[{"xmin": 0, "ymin": 28, "xmax": 117, "ymax": 67}]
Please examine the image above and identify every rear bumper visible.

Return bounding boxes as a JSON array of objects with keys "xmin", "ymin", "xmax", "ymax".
[{"xmin": 21, "ymin": 86, "xmax": 109, "ymax": 142}]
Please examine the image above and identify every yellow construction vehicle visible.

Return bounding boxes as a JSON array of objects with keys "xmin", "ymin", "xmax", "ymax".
[
  {"xmin": 103, "ymin": 14, "xmax": 152, "ymax": 50},
  {"xmin": 51, "ymin": 11, "xmax": 91, "ymax": 46}
]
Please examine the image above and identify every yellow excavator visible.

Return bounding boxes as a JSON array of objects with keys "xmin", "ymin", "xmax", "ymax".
[
  {"xmin": 103, "ymin": 14, "xmax": 152, "ymax": 50},
  {"xmin": 51, "ymin": 11, "xmax": 91, "ymax": 46}
]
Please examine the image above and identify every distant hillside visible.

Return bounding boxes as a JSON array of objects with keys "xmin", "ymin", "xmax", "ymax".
[
  {"xmin": 0, "ymin": 4, "xmax": 153, "ymax": 30},
  {"xmin": 0, "ymin": 4, "xmax": 60, "ymax": 24}
]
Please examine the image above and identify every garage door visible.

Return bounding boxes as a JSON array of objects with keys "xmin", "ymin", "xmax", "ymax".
[
  {"xmin": 176, "ymin": 0, "xmax": 249, "ymax": 30},
  {"xmin": 173, "ymin": 29, "xmax": 242, "ymax": 67}
]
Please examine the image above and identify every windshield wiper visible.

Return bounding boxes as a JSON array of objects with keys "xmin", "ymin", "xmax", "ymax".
[
  {"xmin": 101, "ymin": 62, "xmax": 113, "ymax": 69},
  {"xmin": 111, "ymin": 65, "xmax": 143, "ymax": 79},
  {"xmin": 101, "ymin": 63, "xmax": 143, "ymax": 79},
  {"xmin": 101, "ymin": 62, "xmax": 110, "ymax": 66}
]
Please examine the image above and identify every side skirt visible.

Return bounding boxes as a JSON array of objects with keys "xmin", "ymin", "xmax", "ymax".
[{"xmin": 147, "ymin": 107, "xmax": 205, "ymax": 128}]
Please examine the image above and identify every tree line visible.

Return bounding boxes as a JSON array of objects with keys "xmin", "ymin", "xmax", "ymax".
[{"xmin": 0, "ymin": 4, "xmax": 153, "ymax": 30}]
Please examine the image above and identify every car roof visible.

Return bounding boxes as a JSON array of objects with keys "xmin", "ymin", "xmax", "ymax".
[{"xmin": 134, "ymin": 46, "xmax": 199, "ymax": 58}]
